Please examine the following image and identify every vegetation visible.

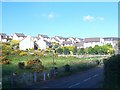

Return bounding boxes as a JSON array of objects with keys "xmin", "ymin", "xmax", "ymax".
[
  {"xmin": 1, "ymin": 42, "xmax": 112, "ymax": 88},
  {"xmin": 103, "ymin": 54, "xmax": 120, "ymax": 88},
  {"xmin": 55, "ymin": 44, "xmax": 115, "ymax": 55},
  {"xmin": 78, "ymin": 44, "xmax": 115, "ymax": 55}
]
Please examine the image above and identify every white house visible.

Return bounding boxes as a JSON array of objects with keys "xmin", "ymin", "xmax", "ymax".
[
  {"xmin": 54, "ymin": 36, "xmax": 67, "ymax": 44},
  {"xmin": 19, "ymin": 36, "xmax": 34, "ymax": 50},
  {"xmin": 74, "ymin": 42, "xmax": 84, "ymax": 49},
  {"xmin": 31, "ymin": 36, "xmax": 39, "ymax": 42},
  {"xmin": 38, "ymin": 34, "xmax": 50, "ymax": 42},
  {"xmin": 66, "ymin": 37, "xmax": 76, "ymax": 43},
  {"xmin": 0, "ymin": 33, "xmax": 8, "ymax": 42},
  {"xmin": 103, "ymin": 37, "xmax": 118, "ymax": 47},
  {"xmin": 84, "ymin": 38, "xmax": 104, "ymax": 48},
  {"xmin": 50, "ymin": 37, "xmax": 60, "ymax": 44},
  {"xmin": 12, "ymin": 33, "xmax": 26, "ymax": 41},
  {"xmin": 75, "ymin": 38, "xmax": 83, "ymax": 43},
  {"xmin": 37, "ymin": 39, "xmax": 51, "ymax": 50},
  {"xmin": 62, "ymin": 41, "xmax": 73, "ymax": 46}
]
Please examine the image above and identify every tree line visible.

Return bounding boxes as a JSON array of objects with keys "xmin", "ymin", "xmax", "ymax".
[{"xmin": 55, "ymin": 44, "xmax": 115, "ymax": 55}]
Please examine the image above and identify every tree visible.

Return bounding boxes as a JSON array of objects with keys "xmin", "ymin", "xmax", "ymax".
[
  {"xmin": 84, "ymin": 48, "xmax": 89, "ymax": 54},
  {"xmin": 57, "ymin": 48, "xmax": 63, "ymax": 54},
  {"xmin": 63, "ymin": 47, "xmax": 70, "ymax": 55},
  {"xmin": 88, "ymin": 46, "xmax": 94, "ymax": 54},
  {"xmin": 94, "ymin": 45, "xmax": 100, "ymax": 54},
  {"xmin": 68, "ymin": 46, "xmax": 77, "ymax": 55},
  {"xmin": 78, "ymin": 48, "xmax": 85, "ymax": 55}
]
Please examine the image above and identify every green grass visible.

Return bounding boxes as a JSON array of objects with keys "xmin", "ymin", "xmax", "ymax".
[
  {"xmin": 2, "ymin": 53, "xmax": 105, "ymax": 88},
  {"xmin": 2, "ymin": 53, "xmax": 99, "ymax": 77}
]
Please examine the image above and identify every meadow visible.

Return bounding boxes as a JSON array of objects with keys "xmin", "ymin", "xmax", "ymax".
[{"xmin": 2, "ymin": 53, "xmax": 99, "ymax": 77}]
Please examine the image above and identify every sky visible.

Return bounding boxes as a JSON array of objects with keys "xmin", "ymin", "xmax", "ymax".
[{"xmin": 2, "ymin": 2, "xmax": 118, "ymax": 38}]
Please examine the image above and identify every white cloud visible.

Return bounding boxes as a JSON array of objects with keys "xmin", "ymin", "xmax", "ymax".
[
  {"xmin": 41, "ymin": 12, "xmax": 55, "ymax": 19},
  {"xmin": 83, "ymin": 15, "xmax": 105, "ymax": 22},
  {"xmin": 83, "ymin": 15, "xmax": 95, "ymax": 22}
]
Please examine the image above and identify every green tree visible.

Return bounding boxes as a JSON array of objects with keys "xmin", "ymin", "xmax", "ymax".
[
  {"xmin": 78, "ymin": 48, "xmax": 85, "ymax": 55},
  {"xmin": 57, "ymin": 48, "xmax": 63, "ymax": 54},
  {"xmin": 88, "ymin": 46, "xmax": 94, "ymax": 54},
  {"xmin": 63, "ymin": 47, "xmax": 70, "ymax": 55},
  {"xmin": 93, "ymin": 45, "xmax": 100, "ymax": 54}
]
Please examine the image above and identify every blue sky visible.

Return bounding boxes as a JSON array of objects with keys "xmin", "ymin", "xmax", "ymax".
[{"xmin": 2, "ymin": 2, "xmax": 118, "ymax": 38}]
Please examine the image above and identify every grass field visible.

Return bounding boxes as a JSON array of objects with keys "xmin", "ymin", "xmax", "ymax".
[{"xmin": 2, "ymin": 53, "xmax": 99, "ymax": 77}]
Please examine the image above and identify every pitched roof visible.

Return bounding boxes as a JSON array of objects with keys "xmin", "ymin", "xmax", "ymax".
[
  {"xmin": 55, "ymin": 36, "xmax": 66, "ymax": 39},
  {"xmin": 51, "ymin": 37, "xmax": 60, "ymax": 42},
  {"xmin": 0, "ymin": 33, "xmax": 7, "ymax": 39},
  {"xmin": 84, "ymin": 38, "xmax": 100, "ymax": 43},
  {"xmin": 103, "ymin": 37, "xmax": 119, "ymax": 41},
  {"xmin": 77, "ymin": 38, "xmax": 84, "ymax": 41},
  {"xmin": 32, "ymin": 36, "xmax": 40, "ymax": 40},
  {"xmin": 70, "ymin": 37, "xmax": 76, "ymax": 40},
  {"xmin": 38, "ymin": 34, "xmax": 49, "ymax": 38},
  {"xmin": 15, "ymin": 33, "xmax": 25, "ymax": 37},
  {"xmin": 62, "ymin": 41, "xmax": 73, "ymax": 44}
]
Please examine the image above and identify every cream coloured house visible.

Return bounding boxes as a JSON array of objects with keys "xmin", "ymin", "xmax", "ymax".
[
  {"xmin": 19, "ymin": 36, "xmax": 34, "ymax": 50},
  {"xmin": 0, "ymin": 33, "xmax": 8, "ymax": 42},
  {"xmin": 84, "ymin": 38, "xmax": 104, "ymax": 48},
  {"xmin": 12, "ymin": 33, "xmax": 26, "ymax": 41}
]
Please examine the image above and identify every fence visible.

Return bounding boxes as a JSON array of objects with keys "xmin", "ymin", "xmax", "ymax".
[
  {"xmin": 2, "ymin": 60, "xmax": 98, "ymax": 88},
  {"xmin": 2, "ymin": 67, "xmax": 60, "ymax": 88}
]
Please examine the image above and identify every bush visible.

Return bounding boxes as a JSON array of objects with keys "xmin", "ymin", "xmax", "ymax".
[
  {"xmin": 57, "ymin": 48, "xmax": 63, "ymax": 54},
  {"xmin": 103, "ymin": 54, "xmax": 120, "ymax": 88},
  {"xmin": 26, "ymin": 58, "xmax": 44, "ymax": 72},
  {"xmin": 64, "ymin": 64, "xmax": 71, "ymax": 72},
  {"xmin": 2, "ymin": 60, "xmax": 10, "ymax": 64},
  {"xmin": 19, "ymin": 52, "xmax": 28, "ymax": 56},
  {"xmin": 26, "ymin": 60, "xmax": 34, "ymax": 69},
  {"xmin": 1, "ymin": 56, "xmax": 11, "ymax": 64},
  {"xmin": 18, "ymin": 62, "xmax": 25, "ymax": 69}
]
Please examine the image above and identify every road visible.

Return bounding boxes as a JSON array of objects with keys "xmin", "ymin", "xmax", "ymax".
[{"xmin": 28, "ymin": 65, "xmax": 104, "ymax": 88}]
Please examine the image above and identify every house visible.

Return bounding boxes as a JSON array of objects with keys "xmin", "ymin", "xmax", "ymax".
[
  {"xmin": 62, "ymin": 41, "xmax": 73, "ymax": 46},
  {"xmin": 12, "ymin": 33, "xmax": 26, "ymax": 41},
  {"xmin": 54, "ymin": 36, "xmax": 67, "ymax": 44},
  {"xmin": 31, "ymin": 36, "xmax": 40, "ymax": 42},
  {"xmin": 38, "ymin": 34, "xmax": 50, "ymax": 42},
  {"xmin": 19, "ymin": 36, "xmax": 35, "ymax": 50},
  {"xmin": 103, "ymin": 37, "xmax": 118, "ymax": 47},
  {"xmin": 0, "ymin": 33, "xmax": 8, "ymax": 42},
  {"xmin": 84, "ymin": 38, "xmax": 104, "ymax": 48},
  {"xmin": 74, "ymin": 42, "xmax": 84, "ymax": 49},
  {"xmin": 66, "ymin": 37, "xmax": 76, "ymax": 43},
  {"xmin": 75, "ymin": 38, "xmax": 84, "ymax": 43},
  {"xmin": 50, "ymin": 37, "xmax": 60, "ymax": 44},
  {"xmin": 37, "ymin": 39, "xmax": 52, "ymax": 50}
]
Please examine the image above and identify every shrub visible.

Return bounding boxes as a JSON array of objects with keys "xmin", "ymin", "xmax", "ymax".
[
  {"xmin": 2, "ymin": 60, "xmax": 10, "ymax": 64},
  {"xmin": 26, "ymin": 58, "xmax": 44, "ymax": 72},
  {"xmin": 57, "ymin": 48, "xmax": 63, "ymax": 54},
  {"xmin": 26, "ymin": 60, "xmax": 34, "ymax": 69},
  {"xmin": 64, "ymin": 64, "xmax": 70, "ymax": 72},
  {"xmin": 1, "ymin": 56, "xmax": 10, "ymax": 64},
  {"xmin": 19, "ymin": 52, "xmax": 28, "ymax": 56},
  {"xmin": 103, "ymin": 54, "xmax": 120, "ymax": 88},
  {"xmin": 18, "ymin": 62, "xmax": 25, "ymax": 69}
]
